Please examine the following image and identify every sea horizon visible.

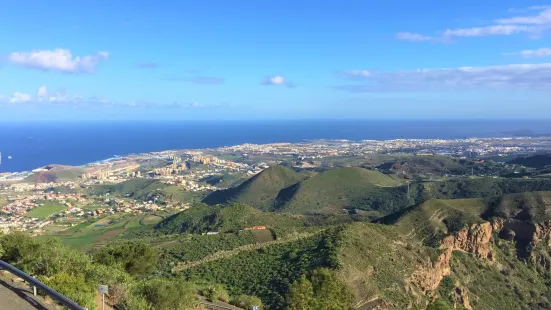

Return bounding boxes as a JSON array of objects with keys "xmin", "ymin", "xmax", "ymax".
[{"xmin": 2, "ymin": 119, "xmax": 551, "ymax": 173}]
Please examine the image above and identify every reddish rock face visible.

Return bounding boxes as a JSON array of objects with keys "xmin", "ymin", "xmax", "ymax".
[{"xmin": 410, "ymin": 222, "xmax": 495, "ymax": 310}]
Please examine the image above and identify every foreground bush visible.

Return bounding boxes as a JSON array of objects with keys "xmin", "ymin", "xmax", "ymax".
[
  {"xmin": 230, "ymin": 294, "xmax": 263, "ymax": 310},
  {"xmin": 93, "ymin": 241, "xmax": 158, "ymax": 278},
  {"xmin": 135, "ymin": 278, "xmax": 199, "ymax": 310},
  {"xmin": 0, "ymin": 233, "xmax": 132, "ymax": 309}
]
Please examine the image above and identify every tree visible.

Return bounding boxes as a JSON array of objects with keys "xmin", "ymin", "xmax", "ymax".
[
  {"xmin": 94, "ymin": 241, "xmax": 158, "ymax": 278},
  {"xmin": 309, "ymin": 268, "xmax": 354, "ymax": 310},
  {"xmin": 137, "ymin": 278, "xmax": 198, "ymax": 310},
  {"xmin": 288, "ymin": 275, "xmax": 316, "ymax": 310},
  {"xmin": 427, "ymin": 298, "xmax": 452, "ymax": 310}
]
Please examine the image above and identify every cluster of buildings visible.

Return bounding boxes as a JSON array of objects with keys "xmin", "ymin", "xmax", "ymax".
[
  {"xmin": 215, "ymin": 137, "xmax": 551, "ymax": 160},
  {"xmin": 0, "ymin": 193, "xmax": 87, "ymax": 216}
]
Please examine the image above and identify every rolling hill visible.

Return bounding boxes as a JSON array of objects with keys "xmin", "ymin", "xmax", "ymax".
[
  {"xmin": 202, "ymin": 165, "xmax": 305, "ymax": 210},
  {"xmin": 155, "ymin": 203, "xmax": 307, "ymax": 234},
  {"xmin": 273, "ymin": 167, "xmax": 407, "ymax": 215},
  {"xmin": 24, "ymin": 165, "xmax": 85, "ymax": 183},
  {"xmin": 177, "ymin": 191, "xmax": 551, "ymax": 309}
]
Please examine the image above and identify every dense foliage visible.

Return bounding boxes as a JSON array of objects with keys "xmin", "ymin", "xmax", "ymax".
[
  {"xmin": 287, "ymin": 269, "xmax": 354, "ymax": 310},
  {"xmin": 182, "ymin": 227, "xmax": 343, "ymax": 309},
  {"xmin": 93, "ymin": 241, "xmax": 159, "ymax": 278},
  {"xmin": 156, "ymin": 203, "xmax": 306, "ymax": 234}
]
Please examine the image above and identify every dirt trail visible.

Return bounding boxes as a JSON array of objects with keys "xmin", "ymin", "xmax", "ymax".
[{"xmin": 173, "ymin": 232, "xmax": 316, "ymax": 272}]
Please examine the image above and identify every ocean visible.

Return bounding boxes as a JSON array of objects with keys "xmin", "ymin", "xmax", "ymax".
[{"xmin": 1, "ymin": 120, "xmax": 551, "ymax": 173}]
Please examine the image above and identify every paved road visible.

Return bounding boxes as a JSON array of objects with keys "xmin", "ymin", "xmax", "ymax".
[{"xmin": 0, "ymin": 278, "xmax": 54, "ymax": 310}]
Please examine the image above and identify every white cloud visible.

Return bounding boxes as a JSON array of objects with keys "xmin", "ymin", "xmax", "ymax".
[
  {"xmin": 398, "ymin": 6, "xmax": 551, "ymax": 41},
  {"xmin": 37, "ymin": 86, "xmax": 48, "ymax": 98},
  {"xmin": 341, "ymin": 70, "xmax": 372, "ymax": 79},
  {"xmin": 9, "ymin": 49, "xmax": 109, "ymax": 73},
  {"xmin": 395, "ymin": 32, "xmax": 434, "ymax": 42},
  {"xmin": 0, "ymin": 86, "xmax": 104, "ymax": 106},
  {"xmin": 443, "ymin": 25, "xmax": 532, "ymax": 37},
  {"xmin": 504, "ymin": 47, "xmax": 551, "ymax": 58},
  {"xmin": 336, "ymin": 63, "xmax": 551, "ymax": 92},
  {"xmin": 497, "ymin": 7, "xmax": 551, "ymax": 25},
  {"xmin": 263, "ymin": 75, "xmax": 286, "ymax": 85},
  {"xmin": 9, "ymin": 92, "xmax": 32, "ymax": 103}
]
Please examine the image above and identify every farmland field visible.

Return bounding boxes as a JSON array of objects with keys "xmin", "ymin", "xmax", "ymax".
[
  {"xmin": 42, "ymin": 211, "xmax": 177, "ymax": 250},
  {"xmin": 25, "ymin": 201, "xmax": 67, "ymax": 219}
]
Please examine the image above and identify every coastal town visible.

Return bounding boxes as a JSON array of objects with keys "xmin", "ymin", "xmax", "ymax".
[{"xmin": 1, "ymin": 136, "xmax": 551, "ymax": 234}]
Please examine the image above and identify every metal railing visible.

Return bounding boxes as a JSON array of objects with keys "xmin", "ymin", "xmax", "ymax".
[{"xmin": 0, "ymin": 260, "xmax": 86, "ymax": 310}]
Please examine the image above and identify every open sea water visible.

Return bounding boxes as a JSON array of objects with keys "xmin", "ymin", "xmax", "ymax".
[{"xmin": 1, "ymin": 120, "xmax": 551, "ymax": 173}]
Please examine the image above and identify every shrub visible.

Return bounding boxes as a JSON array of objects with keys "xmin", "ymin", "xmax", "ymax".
[
  {"xmin": 137, "ymin": 278, "xmax": 198, "ymax": 310},
  {"xmin": 94, "ymin": 241, "xmax": 158, "ymax": 278},
  {"xmin": 40, "ymin": 273, "xmax": 96, "ymax": 310},
  {"xmin": 230, "ymin": 294, "xmax": 263, "ymax": 310},
  {"xmin": 203, "ymin": 284, "xmax": 230, "ymax": 302}
]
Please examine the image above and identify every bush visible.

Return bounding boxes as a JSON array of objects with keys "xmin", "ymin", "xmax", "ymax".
[
  {"xmin": 40, "ymin": 273, "xmax": 96, "ymax": 310},
  {"xmin": 94, "ymin": 241, "xmax": 158, "ymax": 278},
  {"xmin": 427, "ymin": 298, "xmax": 452, "ymax": 310},
  {"xmin": 203, "ymin": 284, "xmax": 230, "ymax": 303},
  {"xmin": 230, "ymin": 294, "xmax": 263, "ymax": 310},
  {"xmin": 137, "ymin": 278, "xmax": 198, "ymax": 310},
  {"xmin": 287, "ymin": 269, "xmax": 354, "ymax": 310}
]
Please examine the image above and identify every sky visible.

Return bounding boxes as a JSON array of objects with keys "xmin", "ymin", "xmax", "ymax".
[{"xmin": 1, "ymin": 0, "xmax": 551, "ymax": 120}]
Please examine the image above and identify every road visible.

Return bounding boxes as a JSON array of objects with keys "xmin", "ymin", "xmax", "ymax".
[{"xmin": 0, "ymin": 277, "xmax": 55, "ymax": 310}]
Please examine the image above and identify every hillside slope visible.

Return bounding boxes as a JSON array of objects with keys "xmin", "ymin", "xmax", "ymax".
[
  {"xmin": 202, "ymin": 165, "xmax": 304, "ymax": 210},
  {"xmin": 273, "ymin": 167, "xmax": 407, "ymax": 215}
]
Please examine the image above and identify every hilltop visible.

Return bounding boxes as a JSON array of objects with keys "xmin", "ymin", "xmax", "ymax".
[
  {"xmin": 23, "ymin": 165, "xmax": 85, "ymax": 183},
  {"xmin": 202, "ymin": 165, "xmax": 305, "ymax": 210}
]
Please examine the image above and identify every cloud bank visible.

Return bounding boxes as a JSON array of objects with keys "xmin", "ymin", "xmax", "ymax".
[
  {"xmin": 397, "ymin": 6, "xmax": 551, "ymax": 42},
  {"xmin": 336, "ymin": 63, "xmax": 551, "ymax": 92},
  {"xmin": 9, "ymin": 49, "xmax": 109, "ymax": 73}
]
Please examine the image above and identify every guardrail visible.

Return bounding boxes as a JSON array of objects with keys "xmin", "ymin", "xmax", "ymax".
[{"xmin": 0, "ymin": 260, "xmax": 86, "ymax": 310}]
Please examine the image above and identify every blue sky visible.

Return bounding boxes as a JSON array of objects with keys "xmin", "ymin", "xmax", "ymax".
[{"xmin": 1, "ymin": 0, "xmax": 551, "ymax": 120}]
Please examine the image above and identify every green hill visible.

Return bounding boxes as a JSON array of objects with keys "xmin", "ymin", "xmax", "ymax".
[
  {"xmin": 202, "ymin": 165, "xmax": 305, "ymax": 210},
  {"xmin": 381, "ymin": 191, "xmax": 551, "ymax": 244},
  {"xmin": 156, "ymin": 203, "xmax": 308, "ymax": 234},
  {"xmin": 24, "ymin": 165, "xmax": 85, "ymax": 183},
  {"xmin": 273, "ymin": 167, "xmax": 407, "ymax": 215},
  {"xmin": 155, "ymin": 202, "xmax": 370, "ymax": 235}
]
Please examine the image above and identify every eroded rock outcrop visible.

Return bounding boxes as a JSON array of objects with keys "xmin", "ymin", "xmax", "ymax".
[
  {"xmin": 441, "ymin": 222, "xmax": 495, "ymax": 261},
  {"xmin": 410, "ymin": 222, "xmax": 494, "ymax": 309}
]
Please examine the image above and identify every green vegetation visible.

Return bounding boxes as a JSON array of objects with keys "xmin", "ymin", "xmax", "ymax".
[
  {"xmin": 156, "ymin": 203, "xmax": 308, "ymax": 234},
  {"xmin": 93, "ymin": 241, "xmax": 159, "ymax": 278},
  {"xmin": 203, "ymin": 165, "xmax": 305, "ymax": 210},
  {"xmin": 181, "ymin": 227, "xmax": 342, "ymax": 309},
  {"xmin": 287, "ymin": 269, "xmax": 354, "ymax": 310},
  {"xmin": 15, "ymin": 162, "xmax": 551, "ymax": 309},
  {"xmin": 25, "ymin": 201, "xmax": 67, "ymax": 219},
  {"xmin": 91, "ymin": 179, "xmax": 204, "ymax": 203},
  {"xmin": 274, "ymin": 167, "xmax": 407, "ymax": 215},
  {"xmin": 42, "ymin": 212, "xmax": 172, "ymax": 250}
]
